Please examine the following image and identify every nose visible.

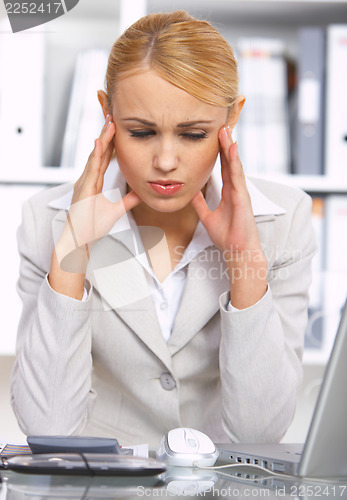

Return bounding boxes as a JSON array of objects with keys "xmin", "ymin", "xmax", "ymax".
[{"xmin": 153, "ymin": 138, "xmax": 178, "ymax": 172}]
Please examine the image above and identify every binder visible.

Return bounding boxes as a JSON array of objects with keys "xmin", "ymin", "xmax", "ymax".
[
  {"xmin": 236, "ymin": 37, "xmax": 290, "ymax": 175},
  {"xmin": 60, "ymin": 49, "xmax": 108, "ymax": 170},
  {"xmin": 324, "ymin": 24, "xmax": 347, "ymax": 177},
  {"xmin": 295, "ymin": 28, "xmax": 326, "ymax": 175},
  {"xmin": 305, "ymin": 197, "xmax": 325, "ymax": 351},
  {"xmin": 0, "ymin": 18, "xmax": 45, "ymax": 174},
  {"xmin": 322, "ymin": 195, "xmax": 347, "ymax": 358}
]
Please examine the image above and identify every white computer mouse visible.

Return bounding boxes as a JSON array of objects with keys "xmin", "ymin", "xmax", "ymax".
[{"xmin": 156, "ymin": 427, "xmax": 219, "ymax": 467}]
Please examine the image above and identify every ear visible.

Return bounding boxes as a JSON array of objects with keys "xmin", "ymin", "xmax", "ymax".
[
  {"xmin": 97, "ymin": 90, "xmax": 111, "ymax": 119},
  {"xmin": 226, "ymin": 95, "xmax": 245, "ymax": 130}
]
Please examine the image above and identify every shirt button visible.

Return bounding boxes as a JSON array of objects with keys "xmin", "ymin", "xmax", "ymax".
[
  {"xmin": 160, "ymin": 372, "xmax": 176, "ymax": 391},
  {"xmin": 160, "ymin": 301, "xmax": 168, "ymax": 310}
]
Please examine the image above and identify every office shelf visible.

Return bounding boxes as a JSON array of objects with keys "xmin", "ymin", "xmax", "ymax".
[
  {"xmin": 1, "ymin": 0, "xmax": 347, "ymax": 359},
  {"xmin": 251, "ymin": 175, "xmax": 347, "ymax": 195}
]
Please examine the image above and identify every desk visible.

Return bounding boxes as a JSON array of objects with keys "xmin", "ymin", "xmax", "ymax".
[{"xmin": 1, "ymin": 466, "xmax": 347, "ymax": 499}]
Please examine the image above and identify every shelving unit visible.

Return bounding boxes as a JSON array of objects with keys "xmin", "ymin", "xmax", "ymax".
[
  {"xmin": 250, "ymin": 174, "xmax": 347, "ymax": 195},
  {"xmin": 1, "ymin": 0, "xmax": 347, "ymax": 361}
]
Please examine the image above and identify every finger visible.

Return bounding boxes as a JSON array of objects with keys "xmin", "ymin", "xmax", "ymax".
[
  {"xmin": 75, "ymin": 138, "xmax": 103, "ymax": 193},
  {"xmin": 218, "ymin": 125, "xmax": 233, "ymax": 162},
  {"xmin": 218, "ymin": 126, "xmax": 234, "ymax": 188},
  {"xmin": 99, "ymin": 118, "xmax": 116, "ymax": 156},
  {"xmin": 73, "ymin": 124, "xmax": 115, "ymax": 203},
  {"xmin": 99, "ymin": 137, "xmax": 115, "ymax": 176},
  {"xmin": 219, "ymin": 127, "xmax": 246, "ymax": 191},
  {"xmin": 122, "ymin": 191, "xmax": 143, "ymax": 212},
  {"xmin": 229, "ymin": 142, "xmax": 247, "ymax": 190},
  {"xmin": 90, "ymin": 123, "xmax": 114, "ymax": 175},
  {"xmin": 90, "ymin": 138, "xmax": 104, "ymax": 174},
  {"xmin": 220, "ymin": 149, "xmax": 232, "ymax": 190},
  {"xmin": 190, "ymin": 190, "xmax": 211, "ymax": 223},
  {"xmin": 82, "ymin": 118, "xmax": 115, "ymax": 176}
]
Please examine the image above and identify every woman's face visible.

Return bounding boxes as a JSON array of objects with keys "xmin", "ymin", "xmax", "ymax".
[{"xmin": 111, "ymin": 69, "xmax": 229, "ymax": 213}]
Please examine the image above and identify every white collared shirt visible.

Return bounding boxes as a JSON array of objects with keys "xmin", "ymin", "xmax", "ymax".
[{"xmin": 49, "ymin": 157, "xmax": 285, "ymax": 341}]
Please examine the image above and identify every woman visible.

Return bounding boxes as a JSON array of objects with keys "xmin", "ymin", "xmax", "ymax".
[{"xmin": 11, "ymin": 11, "xmax": 316, "ymax": 448}]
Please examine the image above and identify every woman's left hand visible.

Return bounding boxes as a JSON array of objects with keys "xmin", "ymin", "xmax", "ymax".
[{"xmin": 191, "ymin": 126, "xmax": 268, "ymax": 309}]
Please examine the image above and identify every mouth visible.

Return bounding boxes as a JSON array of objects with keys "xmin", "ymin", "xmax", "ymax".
[{"xmin": 148, "ymin": 180, "xmax": 184, "ymax": 196}]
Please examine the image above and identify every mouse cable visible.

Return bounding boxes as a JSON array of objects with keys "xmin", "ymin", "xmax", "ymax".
[
  {"xmin": 193, "ymin": 462, "xmax": 347, "ymax": 485},
  {"xmin": 78, "ymin": 453, "xmax": 96, "ymax": 476}
]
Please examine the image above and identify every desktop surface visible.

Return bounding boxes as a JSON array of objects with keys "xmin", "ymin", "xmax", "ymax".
[{"xmin": 1, "ymin": 463, "xmax": 347, "ymax": 499}]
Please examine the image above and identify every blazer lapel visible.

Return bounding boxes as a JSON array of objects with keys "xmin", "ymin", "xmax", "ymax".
[
  {"xmin": 168, "ymin": 247, "xmax": 230, "ymax": 356},
  {"xmin": 167, "ymin": 212, "xmax": 278, "ymax": 356},
  {"xmin": 86, "ymin": 236, "xmax": 173, "ymax": 371}
]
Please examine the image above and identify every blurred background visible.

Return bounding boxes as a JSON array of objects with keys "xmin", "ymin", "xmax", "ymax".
[{"xmin": 0, "ymin": 0, "xmax": 347, "ymax": 444}]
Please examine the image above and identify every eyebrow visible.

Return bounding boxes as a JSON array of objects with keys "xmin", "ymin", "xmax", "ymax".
[{"xmin": 121, "ymin": 117, "xmax": 214, "ymax": 127}]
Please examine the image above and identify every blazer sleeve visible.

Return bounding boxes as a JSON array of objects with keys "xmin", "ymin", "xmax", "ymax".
[
  {"xmin": 218, "ymin": 190, "xmax": 317, "ymax": 443},
  {"xmin": 11, "ymin": 197, "xmax": 95, "ymax": 436}
]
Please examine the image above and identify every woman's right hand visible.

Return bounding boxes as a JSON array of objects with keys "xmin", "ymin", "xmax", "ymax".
[
  {"xmin": 49, "ymin": 115, "xmax": 142, "ymax": 298},
  {"xmin": 65, "ymin": 115, "xmax": 141, "ymax": 252}
]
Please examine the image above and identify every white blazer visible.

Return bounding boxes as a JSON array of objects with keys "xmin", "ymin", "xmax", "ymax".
[{"xmin": 11, "ymin": 163, "xmax": 317, "ymax": 448}]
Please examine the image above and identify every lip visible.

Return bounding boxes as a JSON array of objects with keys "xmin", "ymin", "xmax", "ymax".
[{"xmin": 148, "ymin": 180, "xmax": 184, "ymax": 196}]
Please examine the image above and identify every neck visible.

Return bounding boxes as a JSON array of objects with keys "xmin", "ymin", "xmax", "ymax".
[
  {"xmin": 131, "ymin": 202, "xmax": 200, "ymax": 281},
  {"xmin": 131, "ymin": 201, "xmax": 199, "ymax": 237}
]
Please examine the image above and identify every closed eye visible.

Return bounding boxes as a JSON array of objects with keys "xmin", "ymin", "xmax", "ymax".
[
  {"xmin": 128, "ymin": 129, "xmax": 208, "ymax": 141},
  {"xmin": 129, "ymin": 129, "xmax": 155, "ymax": 139},
  {"xmin": 181, "ymin": 132, "xmax": 208, "ymax": 141}
]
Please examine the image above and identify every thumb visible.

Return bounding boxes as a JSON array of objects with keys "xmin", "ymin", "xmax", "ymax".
[
  {"xmin": 191, "ymin": 190, "xmax": 211, "ymax": 223},
  {"xmin": 122, "ymin": 190, "xmax": 142, "ymax": 212}
]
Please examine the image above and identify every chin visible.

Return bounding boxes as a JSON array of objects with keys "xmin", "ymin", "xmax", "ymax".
[{"xmin": 145, "ymin": 196, "xmax": 191, "ymax": 214}]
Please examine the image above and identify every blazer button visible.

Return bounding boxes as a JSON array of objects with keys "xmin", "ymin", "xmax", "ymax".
[{"xmin": 160, "ymin": 372, "xmax": 176, "ymax": 391}]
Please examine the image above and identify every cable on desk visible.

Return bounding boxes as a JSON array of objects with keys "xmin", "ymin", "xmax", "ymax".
[
  {"xmin": 78, "ymin": 453, "xmax": 95, "ymax": 476},
  {"xmin": 195, "ymin": 462, "xmax": 347, "ymax": 485}
]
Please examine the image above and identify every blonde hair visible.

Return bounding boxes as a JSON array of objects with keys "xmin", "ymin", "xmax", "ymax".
[{"xmin": 105, "ymin": 11, "xmax": 239, "ymax": 111}]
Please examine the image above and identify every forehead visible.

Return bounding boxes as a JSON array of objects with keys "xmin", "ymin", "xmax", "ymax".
[{"xmin": 113, "ymin": 69, "xmax": 227, "ymax": 124}]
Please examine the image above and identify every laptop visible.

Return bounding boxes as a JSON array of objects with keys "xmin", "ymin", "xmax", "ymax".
[{"xmin": 217, "ymin": 299, "xmax": 347, "ymax": 478}]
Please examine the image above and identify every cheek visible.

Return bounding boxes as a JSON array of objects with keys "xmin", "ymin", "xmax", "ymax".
[
  {"xmin": 114, "ymin": 135, "xmax": 140, "ymax": 172},
  {"xmin": 192, "ymin": 143, "xmax": 219, "ymax": 176}
]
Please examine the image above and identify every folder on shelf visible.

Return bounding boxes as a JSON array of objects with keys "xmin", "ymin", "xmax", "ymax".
[
  {"xmin": 0, "ymin": 18, "xmax": 45, "ymax": 174},
  {"xmin": 236, "ymin": 37, "xmax": 290, "ymax": 175},
  {"xmin": 322, "ymin": 196, "xmax": 347, "ymax": 358},
  {"xmin": 60, "ymin": 49, "xmax": 109, "ymax": 170},
  {"xmin": 324, "ymin": 24, "xmax": 347, "ymax": 177},
  {"xmin": 305, "ymin": 197, "xmax": 325, "ymax": 354},
  {"xmin": 295, "ymin": 28, "xmax": 326, "ymax": 175}
]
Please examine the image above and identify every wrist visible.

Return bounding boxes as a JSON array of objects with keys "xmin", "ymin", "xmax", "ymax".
[
  {"xmin": 49, "ymin": 248, "xmax": 87, "ymax": 300},
  {"xmin": 225, "ymin": 251, "xmax": 268, "ymax": 309},
  {"xmin": 54, "ymin": 236, "xmax": 90, "ymax": 275}
]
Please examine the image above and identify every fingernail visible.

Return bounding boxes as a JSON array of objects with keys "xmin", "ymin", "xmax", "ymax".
[
  {"xmin": 106, "ymin": 115, "xmax": 113, "ymax": 128},
  {"xmin": 226, "ymin": 125, "xmax": 233, "ymax": 142},
  {"xmin": 223, "ymin": 126, "xmax": 231, "ymax": 143}
]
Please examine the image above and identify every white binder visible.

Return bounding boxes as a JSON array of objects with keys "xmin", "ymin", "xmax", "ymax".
[
  {"xmin": 60, "ymin": 49, "xmax": 108, "ymax": 169},
  {"xmin": 237, "ymin": 37, "xmax": 290, "ymax": 175},
  {"xmin": 324, "ymin": 24, "xmax": 347, "ymax": 177},
  {"xmin": 323, "ymin": 195, "xmax": 347, "ymax": 362},
  {"xmin": 0, "ymin": 18, "xmax": 45, "ymax": 174}
]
